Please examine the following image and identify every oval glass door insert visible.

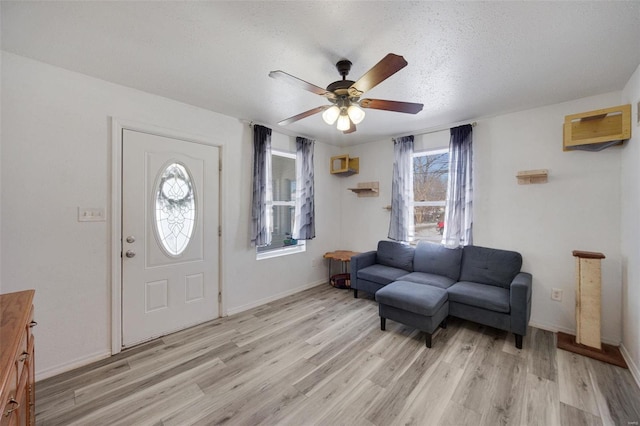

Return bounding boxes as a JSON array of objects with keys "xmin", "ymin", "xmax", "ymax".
[{"xmin": 154, "ymin": 162, "xmax": 196, "ymax": 256}]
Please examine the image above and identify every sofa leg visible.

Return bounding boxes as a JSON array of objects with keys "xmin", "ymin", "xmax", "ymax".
[
  {"xmin": 353, "ymin": 289, "xmax": 358, "ymax": 298},
  {"xmin": 380, "ymin": 317, "xmax": 386, "ymax": 331},
  {"xmin": 440, "ymin": 318, "xmax": 447, "ymax": 329},
  {"xmin": 425, "ymin": 333, "xmax": 432, "ymax": 348},
  {"xmin": 515, "ymin": 334, "xmax": 523, "ymax": 349}
]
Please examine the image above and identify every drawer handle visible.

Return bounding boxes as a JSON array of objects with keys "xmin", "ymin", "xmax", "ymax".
[
  {"xmin": 18, "ymin": 351, "xmax": 30, "ymax": 362},
  {"xmin": 4, "ymin": 398, "xmax": 19, "ymax": 417},
  {"xmin": 29, "ymin": 320, "xmax": 38, "ymax": 328}
]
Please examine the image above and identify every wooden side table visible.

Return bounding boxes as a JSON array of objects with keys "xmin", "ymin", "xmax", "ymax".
[{"xmin": 323, "ymin": 250, "xmax": 360, "ymax": 286}]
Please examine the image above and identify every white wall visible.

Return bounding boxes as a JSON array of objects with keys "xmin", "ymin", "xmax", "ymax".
[
  {"xmin": 1, "ymin": 52, "xmax": 341, "ymax": 379},
  {"xmin": 621, "ymin": 64, "xmax": 640, "ymax": 383},
  {"xmin": 341, "ymin": 91, "xmax": 625, "ymax": 344}
]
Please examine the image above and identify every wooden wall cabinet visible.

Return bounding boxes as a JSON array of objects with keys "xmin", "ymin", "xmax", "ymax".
[
  {"xmin": 563, "ymin": 104, "xmax": 631, "ymax": 151},
  {"xmin": 330, "ymin": 155, "xmax": 359, "ymax": 175},
  {"xmin": 1, "ymin": 290, "xmax": 36, "ymax": 426}
]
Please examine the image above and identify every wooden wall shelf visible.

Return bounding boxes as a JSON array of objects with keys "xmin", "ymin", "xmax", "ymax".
[
  {"xmin": 517, "ymin": 169, "xmax": 548, "ymax": 185},
  {"xmin": 348, "ymin": 181, "xmax": 379, "ymax": 197},
  {"xmin": 330, "ymin": 155, "xmax": 359, "ymax": 175},
  {"xmin": 563, "ymin": 104, "xmax": 631, "ymax": 151}
]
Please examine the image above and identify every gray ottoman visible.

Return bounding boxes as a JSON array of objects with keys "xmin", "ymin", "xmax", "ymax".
[{"xmin": 375, "ymin": 280, "xmax": 449, "ymax": 348}]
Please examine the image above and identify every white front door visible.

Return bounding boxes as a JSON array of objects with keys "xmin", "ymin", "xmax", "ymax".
[{"xmin": 121, "ymin": 129, "xmax": 220, "ymax": 347}]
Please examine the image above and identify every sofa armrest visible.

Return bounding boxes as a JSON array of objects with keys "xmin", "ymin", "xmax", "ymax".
[
  {"xmin": 510, "ymin": 272, "xmax": 532, "ymax": 336},
  {"xmin": 350, "ymin": 250, "xmax": 377, "ymax": 283}
]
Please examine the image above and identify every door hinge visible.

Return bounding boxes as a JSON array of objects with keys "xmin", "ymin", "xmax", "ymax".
[
  {"xmin": 218, "ymin": 226, "xmax": 222, "ymax": 237},
  {"xmin": 218, "ymin": 292, "xmax": 222, "ymax": 303}
]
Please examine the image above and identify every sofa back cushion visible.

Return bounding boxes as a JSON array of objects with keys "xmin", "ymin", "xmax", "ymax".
[
  {"xmin": 376, "ymin": 240, "xmax": 414, "ymax": 271},
  {"xmin": 413, "ymin": 241, "xmax": 462, "ymax": 281},
  {"xmin": 460, "ymin": 245, "xmax": 522, "ymax": 288}
]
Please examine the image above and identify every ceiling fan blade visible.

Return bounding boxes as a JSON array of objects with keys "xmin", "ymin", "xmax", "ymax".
[
  {"xmin": 269, "ymin": 71, "xmax": 336, "ymax": 100},
  {"xmin": 360, "ymin": 98, "xmax": 423, "ymax": 114},
  {"xmin": 343, "ymin": 121, "xmax": 356, "ymax": 134},
  {"xmin": 348, "ymin": 53, "xmax": 408, "ymax": 97},
  {"xmin": 277, "ymin": 106, "xmax": 329, "ymax": 126}
]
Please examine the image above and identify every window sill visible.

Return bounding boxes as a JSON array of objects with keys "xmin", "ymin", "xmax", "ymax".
[{"xmin": 256, "ymin": 243, "xmax": 306, "ymax": 260}]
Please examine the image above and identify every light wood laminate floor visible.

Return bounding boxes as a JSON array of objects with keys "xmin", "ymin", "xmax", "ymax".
[{"xmin": 36, "ymin": 284, "xmax": 640, "ymax": 425}]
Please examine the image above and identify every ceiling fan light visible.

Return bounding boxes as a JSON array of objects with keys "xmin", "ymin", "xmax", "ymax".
[
  {"xmin": 347, "ymin": 105, "xmax": 365, "ymax": 124},
  {"xmin": 322, "ymin": 105, "xmax": 340, "ymax": 125},
  {"xmin": 336, "ymin": 113, "xmax": 351, "ymax": 131}
]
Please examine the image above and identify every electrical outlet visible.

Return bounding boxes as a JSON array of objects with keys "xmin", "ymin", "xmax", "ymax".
[{"xmin": 551, "ymin": 288, "xmax": 563, "ymax": 301}]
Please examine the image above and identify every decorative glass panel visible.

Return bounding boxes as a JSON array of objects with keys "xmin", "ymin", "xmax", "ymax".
[{"xmin": 155, "ymin": 162, "xmax": 196, "ymax": 256}]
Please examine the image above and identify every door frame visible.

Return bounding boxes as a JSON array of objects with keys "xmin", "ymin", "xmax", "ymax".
[{"xmin": 110, "ymin": 118, "xmax": 224, "ymax": 355}]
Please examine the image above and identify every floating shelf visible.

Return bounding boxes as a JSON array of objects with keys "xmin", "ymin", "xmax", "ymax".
[
  {"xmin": 517, "ymin": 169, "xmax": 548, "ymax": 185},
  {"xmin": 331, "ymin": 154, "xmax": 359, "ymax": 175},
  {"xmin": 563, "ymin": 104, "xmax": 631, "ymax": 151},
  {"xmin": 348, "ymin": 181, "xmax": 379, "ymax": 197}
]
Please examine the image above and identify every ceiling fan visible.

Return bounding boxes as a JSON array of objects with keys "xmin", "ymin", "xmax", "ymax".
[{"xmin": 269, "ymin": 53, "xmax": 424, "ymax": 134}]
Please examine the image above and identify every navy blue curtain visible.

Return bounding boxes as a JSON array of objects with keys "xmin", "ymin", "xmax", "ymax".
[
  {"xmin": 443, "ymin": 124, "xmax": 473, "ymax": 247},
  {"xmin": 250, "ymin": 125, "xmax": 272, "ymax": 247},
  {"xmin": 293, "ymin": 137, "xmax": 315, "ymax": 240},
  {"xmin": 388, "ymin": 135, "xmax": 414, "ymax": 242}
]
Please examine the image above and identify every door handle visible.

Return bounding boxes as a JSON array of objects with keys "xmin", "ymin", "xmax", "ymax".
[
  {"xmin": 125, "ymin": 250, "xmax": 136, "ymax": 258},
  {"xmin": 126, "ymin": 236, "xmax": 136, "ymax": 243}
]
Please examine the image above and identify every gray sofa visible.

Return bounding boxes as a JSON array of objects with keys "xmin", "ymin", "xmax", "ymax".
[{"xmin": 350, "ymin": 240, "xmax": 532, "ymax": 348}]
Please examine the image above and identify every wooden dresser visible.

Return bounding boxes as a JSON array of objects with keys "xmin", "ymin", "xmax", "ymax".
[{"xmin": 0, "ymin": 290, "xmax": 36, "ymax": 426}]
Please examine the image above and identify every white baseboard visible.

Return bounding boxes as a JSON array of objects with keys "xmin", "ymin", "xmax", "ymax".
[
  {"xmin": 225, "ymin": 280, "xmax": 326, "ymax": 316},
  {"xmin": 36, "ymin": 350, "xmax": 112, "ymax": 382},
  {"xmin": 620, "ymin": 344, "xmax": 640, "ymax": 389},
  {"xmin": 528, "ymin": 320, "xmax": 620, "ymax": 346}
]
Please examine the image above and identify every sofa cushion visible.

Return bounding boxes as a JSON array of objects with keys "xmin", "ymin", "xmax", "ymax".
[
  {"xmin": 413, "ymin": 241, "xmax": 462, "ymax": 281},
  {"xmin": 376, "ymin": 240, "xmax": 414, "ymax": 271},
  {"xmin": 357, "ymin": 264, "xmax": 409, "ymax": 286},
  {"xmin": 460, "ymin": 245, "xmax": 522, "ymax": 288},
  {"xmin": 376, "ymin": 280, "xmax": 448, "ymax": 316},
  {"xmin": 447, "ymin": 281, "xmax": 510, "ymax": 313},
  {"xmin": 399, "ymin": 272, "xmax": 457, "ymax": 289}
]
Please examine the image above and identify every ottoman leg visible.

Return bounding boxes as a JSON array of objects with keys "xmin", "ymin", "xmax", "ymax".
[
  {"xmin": 380, "ymin": 317, "xmax": 386, "ymax": 331},
  {"xmin": 353, "ymin": 289, "xmax": 358, "ymax": 298},
  {"xmin": 425, "ymin": 333, "xmax": 432, "ymax": 348}
]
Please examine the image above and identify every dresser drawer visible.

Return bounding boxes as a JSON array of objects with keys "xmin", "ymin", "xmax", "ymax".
[
  {"xmin": 0, "ymin": 364, "xmax": 18, "ymax": 425},
  {"xmin": 0, "ymin": 290, "xmax": 36, "ymax": 426},
  {"xmin": 13, "ymin": 330, "xmax": 29, "ymax": 390}
]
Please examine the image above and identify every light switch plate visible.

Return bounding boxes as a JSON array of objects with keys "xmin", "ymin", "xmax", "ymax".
[{"xmin": 78, "ymin": 207, "xmax": 106, "ymax": 222}]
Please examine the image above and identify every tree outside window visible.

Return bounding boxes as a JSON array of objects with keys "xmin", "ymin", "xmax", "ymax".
[{"xmin": 413, "ymin": 148, "xmax": 449, "ymax": 243}]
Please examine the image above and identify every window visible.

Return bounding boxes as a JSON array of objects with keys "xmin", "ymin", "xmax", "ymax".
[
  {"xmin": 154, "ymin": 162, "xmax": 196, "ymax": 256},
  {"xmin": 256, "ymin": 150, "xmax": 305, "ymax": 259},
  {"xmin": 413, "ymin": 148, "xmax": 449, "ymax": 243}
]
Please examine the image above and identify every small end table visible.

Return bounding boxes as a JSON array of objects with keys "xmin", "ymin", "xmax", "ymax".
[{"xmin": 323, "ymin": 250, "xmax": 360, "ymax": 286}]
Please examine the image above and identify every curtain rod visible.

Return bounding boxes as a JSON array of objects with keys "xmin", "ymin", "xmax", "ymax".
[
  {"xmin": 240, "ymin": 119, "xmax": 315, "ymax": 141},
  {"xmin": 396, "ymin": 120, "xmax": 477, "ymax": 139},
  {"xmin": 241, "ymin": 118, "xmax": 476, "ymax": 140}
]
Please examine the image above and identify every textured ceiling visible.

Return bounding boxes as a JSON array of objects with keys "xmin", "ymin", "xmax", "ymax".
[{"xmin": 2, "ymin": 1, "xmax": 639, "ymax": 146}]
